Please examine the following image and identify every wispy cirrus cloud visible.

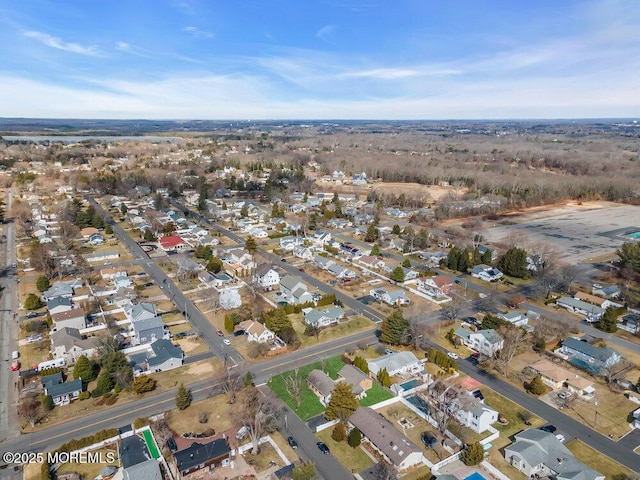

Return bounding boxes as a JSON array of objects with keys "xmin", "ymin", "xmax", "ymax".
[
  {"xmin": 183, "ymin": 26, "xmax": 213, "ymax": 38},
  {"xmin": 316, "ymin": 25, "xmax": 337, "ymax": 43},
  {"xmin": 23, "ymin": 30, "xmax": 98, "ymax": 56},
  {"xmin": 115, "ymin": 41, "xmax": 153, "ymax": 58}
]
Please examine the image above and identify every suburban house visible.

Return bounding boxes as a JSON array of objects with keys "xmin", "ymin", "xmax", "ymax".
[
  {"xmin": 83, "ymin": 249, "xmax": 119, "ymax": 263},
  {"xmin": 471, "ymin": 264, "xmax": 503, "ymax": 282},
  {"xmin": 307, "ymin": 369, "xmax": 335, "ymax": 406},
  {"xmin": 367, "ymin": 351, "xmax": 422, "ymax": 377},
  {"xmin": 88, "ymin": 233, "xmax": 105, "ymax": 246},
  {"xmin": 314, "ymin": 255, "xmax": 335, "ymax": 270},
  {"xmin": 327, "ymin": 263, "xmax": 357, "ymax": 280},
  {"xmin": 42, "ymin": 280, "xmax": 81, "ymax": 301},
  {"xmin": 123, "ymin": 459, "xmax": 162, "ymax": 480},
  {"xmin": 293, "ymin": 245, "xmax": 313, "ymax": 261},
  {"xmin": 349, "ymin": 407, "xmax": 424, "ymax": 471},
  {"xmin": 125, "ymin": 302, "xmax": 157, "ymax": 322},
  {"xmin": 174, "ymin": 438, "xmax": 232, "ymax": 479},
  {"xmin": 416, "ymin": 276, "xmax": 453, "ymax": 297},
  {"xmin": 498, "ymin": 311, "xmax": 528, "ymax": 327},
  {"xmin": 42, "ymin": 373, "xmax": 82, "ymax": 406},
  {"xmin": 130, "ymin": 339, "xmax": 184, "ymax": 375},
  {"xmin": 100, "ymin": 266, "xmax": 128, "ymax": 280},
  {"xmin": 252, "ymin": 264, "xmax": 281, "ymax": 290},
  {"xmin": 504, "ymin": 429, "xmax": 604, "ymax": 480},
  {"xmin": 279, "ymin": 275, "xmax": 314, "ymax": 305},
  {"xmin": 453, "ymin": 327, "xmax": 504, "ymax": 357},
  {"xmin": 303, "ymin": 306, "xmax": 345, "ymax": 328},
  {"xmin": 279, "ymin": 236, "xmax": 304, "ymax": 251},
  {"xmin": 158, "ymin": 234, "xmax": 190, "ymax": 252},
  {"xmin": 592, "ymin": 283, "xmax": 621, "ymax": 299},
  {"xmin": 443, "ymin": 387, "xmax": 499, "ymax": 433},
  {"xmin": 575, "ymin": 291, "xmax": 621, "ymax": 310},
  {"xmin": 358, "ymin": 255, "xmax": 386, "ymax": 270},
  {"xmin": 80, "ymin": 227, "xmax": 100, "ymax": 239},
  {"xmin": 380, "ymin": 289, "xmax": 411, "ymax": 306},
  {"xmin": 236, "ymin": 320, "xmax": 276, "ymax": 343},
  {"xmin": 50, "ymin": 328, "xmax": 97, "ymax": 364},
  {"xmin": 47, "ymin": 297, "xmax": 74, "ymax": 315},
  {"xmin": 619, "ymin": 313, "xmax": 640, "ymax": 334},
  {"xmin": 131, "ymin": 315, "xmax": 167, "ymax": 346},
  {"xmin": 529, "ymin": 359, "xmax": 595, "ymax": 398},
  {"xmin": 51, "ymin": 309, "xmax": 86, "ymax": 331},
  {"xmin": 558, "ymin": 337, "xmax": 621, "ymax": 370},
  {"xmin": 556, "ymin": 297, "xmax": 604, "ymax": 322},
  {"xmin": 399, "ymin": 266, "xmax": 419, "ymax": 281},
  {"xmin": 337, "ymin": 364, "xmax": 372, "ymax": 399},
  {"xmin": 310, "ymin": 230, "xmax": 332, "ymax": 247}
]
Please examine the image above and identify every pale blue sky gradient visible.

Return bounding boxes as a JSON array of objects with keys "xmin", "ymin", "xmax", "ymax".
[{"xmin": 1, "ymin": 0, "xmax": 638, "ymax": 119}]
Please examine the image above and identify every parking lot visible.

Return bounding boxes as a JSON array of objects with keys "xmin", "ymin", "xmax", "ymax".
[{"xmin": 482, "ymin": 202, "xmax": 640, "ymax": 263}]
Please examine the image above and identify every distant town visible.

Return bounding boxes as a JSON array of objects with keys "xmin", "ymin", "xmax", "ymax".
[{"xmin": 0, "ymin": 118, "xmax": 639, "ymax": 480}]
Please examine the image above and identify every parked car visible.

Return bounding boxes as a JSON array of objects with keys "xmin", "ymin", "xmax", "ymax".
[
  {"xmin": 316, "ymin": 442, "xmax": 330, "ymax": 454},
  {"xmin": 233, "ymin": 329, "xmax": 245, "ymax": 336},
  {"xmin": 540, "ymin": 424, "xmax": 557, "ymax": 433},
  {"xmin": 166, "ymin": 438, "xmax": 178, "ymax": 453},
  {"xmin": 217, "ymin": 329, "xmax": 224, "ymax": 336},
  {"xmin": 421, "ymin": 431, "xmax": 438, "ymax": 448},
  {"xmin": 25, "ymin": 312, "xmax": 39, "ymax": 319},
  {"xmin": 223, "ymin": 339, "xmax": 231, "ymax": 346},
  {"xmin": 447, "ymin": 352, "xmax": 459, "ymax": 359},
  {"xmin": 558, "ymin": 391, "xmax": 572, "ymax": 400},
  {"xmin": 288, "ymin": 436, "xmax": 298, "ymax": 449}
]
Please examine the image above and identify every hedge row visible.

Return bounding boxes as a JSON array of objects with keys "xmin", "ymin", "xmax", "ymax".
[{"xmin": 55, "ymin": 428, "xmax": 119, "ymax": 454}]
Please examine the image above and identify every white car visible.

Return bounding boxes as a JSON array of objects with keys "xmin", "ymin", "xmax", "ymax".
[
  {"xmin": 447, "ymin": 352, "xmax": 459, "ymax": 359},
  {"xmin": 223, "ymin": 339, "xmax": 231, "ymax": 346}
]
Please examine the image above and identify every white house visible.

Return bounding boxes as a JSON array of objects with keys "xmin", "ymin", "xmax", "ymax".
[
  {"xmin": 558, "ymin": 337, "xmax": 621, "ymax": 370},
  {"xmin": 453, "ymin": 327, "xmax": 504, "ymax": 357},
  {"xmin": 381, "ymin": 289, "xmax": 410, "ymax": 306},
  {"xmin": 302, "ymin": 306, "xmax": 345, "ymax": 328},
  {"xmin": 279, "ymin": 275, "xmax": 313, "ymax": 305},
  {"xmin": 471, "ymin": 264, "xmax": 503, "ymax": 282},
  {"xmin": 51, "ymin": 309, "xmax": 86, "ymax": 331},
  {"xmin": 293, "ymin": 245, "xmax": 313, "ymax": 261},
  {"xmin": 50, "ymin": 328, "xmax": 97, "ymax": 364},
  {"xmin": 252, "ymin": 264, "xmax": 280, "ymax": 290},
  {"xmin": 556, "ymin": 297, "xmax": 604, "ymax": 322},
  {"xmin": 236, "ymin": 320, "xmax": 276, "ymax": 343},
  {"xmin": 367, "ymin": 351, "xmax": 422, "ymax": 377},
  {"xmin": 498, "ymin": 311, "xmax": 528, "ymax": 327},
  {"xmin": 450, "ymin": 391, "xmax": 499, "ymax": 433}
]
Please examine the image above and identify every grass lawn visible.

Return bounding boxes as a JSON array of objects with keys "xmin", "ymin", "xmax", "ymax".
[
  {"xmin": 316, "ymin": 429, "xmax": 375, "ymax": 473},
  {"xmin": 292, "ymin": 314, "xmax": 375, "ymax": 349},
  {"xmin": 240, "ymin": 440, "xmax": 278, "ymax": 472},
  {"xmin": 359, "ymin": 383, "xmax": 393, "ymax": 407},
  {"xmin": 165, "ymin": 392, "xmax": 236, "ymax": 435},
  {"xmin": 268, "ymin": 356, "xmax": 348, "ymax": 420},
  {"xmin": 566, "ymin": 439, "xmax": 636, "ymax": 480},
  {"xmin": 400, "ymin": 466, "xmax": 432, "ymax": 480}
]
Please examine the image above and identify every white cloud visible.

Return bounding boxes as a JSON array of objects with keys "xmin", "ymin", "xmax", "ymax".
[
  {"xmin": 183, "ymin": 26, "xmax": 213, "ymax": 38},
  {"xmin": 316, "ymin": 25, "xmax": 337, "ymax": 43},
  {"xmin": 23, "ymin": 31, "xmax": 98, "ymax": 56}
]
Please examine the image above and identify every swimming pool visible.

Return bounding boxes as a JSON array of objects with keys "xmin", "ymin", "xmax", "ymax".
[
  {"xmin": 628, "ymin": 231, "xmax": 640, "ymax": 239},
  {"xmin": 464, "ymin": 472, "xmax": 487, "ymax": 480},
  {"xmin": 570, "ymin": 357, "xmax": 599, "ymax": 373},
  {"xmin": 400, "ymin": 379, "xmax": 420, "ymax": 390}
]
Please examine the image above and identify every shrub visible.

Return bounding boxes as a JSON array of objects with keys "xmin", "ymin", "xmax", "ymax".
[
  {"xmin": 133, "ymin": 417, "xmax": 150, "ymax": 429},
  {"xmin": 525, "ymin": 375, "xmax": 546, "ymax": 395},
  {"xmin": 78, "ymin": 391, "xmax": 90, "ymax": 401},
  {"xmin": 198, "ymin": 411, "xmax": 209, "ymax": 424},
  {"xmin": 331, "ymin": 422, "xmax": 346, "ymax": 442},
  {"xmin": 24, "ymin": 293, "xmax": 43, "ymax": 310},
  {"xmin": 348, "ymin": 427, "xmax": 361, "ymax": 447},
  {"xmin": 90, "ymin": 389, "xmax": 102, "ymax": 398},
  {"xmin": 461, "ymin": 442, "xmax": 484, "ymax": 466},
  {"xmin": 41, "ymin": 395, "xmax": 54, "ymax": 411}
]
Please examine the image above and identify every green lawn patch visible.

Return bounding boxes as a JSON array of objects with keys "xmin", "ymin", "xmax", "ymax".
[
  {"xmin": 360, "ymin": 383, "xmax": 393, "ymax": 407},
  {"xmin": 268, "ymin": 355, "xmax": 347, "ymax": 420},
  {"xmin": 316, "ymin": 429, "xmax": 374, "ymax": 473}
]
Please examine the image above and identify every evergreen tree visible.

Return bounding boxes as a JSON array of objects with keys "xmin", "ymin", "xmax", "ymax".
[
  {"xmin": 325, "ymin": 382, "xmax": 358, "ymax": 421},
  {"xmin": 481, "ymin": 248, "xmax": 493, "ymax": 264},
  {"xmin": 348, "ymin": 427, "xmax": 362, "ymax": 447},
  {"xmin": 95, "ymin": 370, "xmax": 114, "ymax": 395},
  {"xmin": 245, "ymin": 235, "xmax": 257, "ymax": 255},
  {"xmin": 391, "ymin": 224, "xmax": 401, "ymax": 235},
  {"xmin": 143, "ymin": 229, "xmax": 156, "ymax": 242},
  {"xmin": 132, "ymin": 375, "xmax": 157, "ymax": 394},
  {"xmin": 206, "ymin": 257, "xmax": 223, "ymax": 273},
  {"xmin": 497, "ymin": 247, "xmax": 529, "ymax": 278},
  {"xmin": 91, "ymin": 213, "xmax": 104, "ymax": 229},
  {"xmin": 73, "ymin": 355, "xmax": 98, "ymax": 382},
  {"xmin": 41, "ymin": 394, "xmax": 54, "ymax": 411},
  {"xmin": 176, "ymin": 383, "xmax": 192, "ymax": 410},
  {"xmin": 380, "ymin": 309, "xmax": 409, "ymax": 345},
  {"xmin": 597, "ymin": 306, "xmax": 618, "ymax": 333},
  {"xmin": 461, "ymin": 442, "xmax": 484, "ymax": 466},
  {"xmin": 447, "ymin": 246, "xmax": 460, "ymax": 271},
  {"xmin": 526, "ymin": 375, "xmax": 546, "ymax": 395},
  {"xmin": 104, "ymin": 223, "xmax": 113, "ymax": 235},
  {"xmin": 377, "ymin": 368, "xmax": 392, "ymax": 387},
  {"xmin": 292, "ymin": 462, "xmax": 317, "ymax": 480},
  {"xmin": 370, "ymin": 244, "xmax": 381, "ymax": 256},
  {"xmin": 224, "ymin": 314, "xmax": 235, "ymax": 333},
  {"xmin": 616, "ymin": 241, "xmax": 640, "ymax": 273},
  {"xmin": 120, "ymin": 203, "xmax": 128, "ymax": 215},
  {"xmin": 458, "ymin": 248, "xmax": 471, "ymax": 272},
  {"xmin": 402, "ymin": 258, "xmax": 411, "ymax": 268},
  {"xmin": 390, "ymin": 265, "xmax": 405, "ymax": 283},
  {"xmin": 36, "ymin": 275, "xmax": 50, "ymax": 293},
  {"xmin": 240, "ymin": 204, "xmax": 249, "ymax": 217},
  {"xmin": 364, "ymin": 223, "xmax": 378, "ymax": 243},
  {"xmin": 331, "ymin": 422, "xmax": 347, "ymax": 442},
  {"xmin": 24, "ymin": 293, "xmax": 43, "ymax": 310}
]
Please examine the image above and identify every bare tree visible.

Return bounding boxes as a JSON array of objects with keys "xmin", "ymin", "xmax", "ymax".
[
  {"xmin": 440, "ymin": 302, "xmax": 459, "ymax": 323},
  {"xmin": 29, "ymin": 243, "xmax": 56, "ymax": 278},
  {"xmin": 233, "ymin": 387, "xmax": 282, "ymax": 455},
  {"xmin": 283, "ymin": 368, "xmax": 303, "ymax": 409},
  {"xmin": 19, "ymin": 396, "xmax": 42, "ymax": 428},
  {"xmin": 222, "ymin": 369, "xmax": 243, "ymax": 404},
  {"xmin": 426, "ymin": 381, "xmax": 458, "ymax": 435},
  {"xmin": 495, "ymin": 326, "xmax": 526, "ymax": 376},
  {"xmin": 405, "ymin": 317, "xmax": 428, "ymax": 350},
  {"xmin": 370, "ymin": 462, "xmax": 398, "ymax": 480},
  {"xmin": 559, "ymin": 264, "xmax": 579, "ymax": 293}
]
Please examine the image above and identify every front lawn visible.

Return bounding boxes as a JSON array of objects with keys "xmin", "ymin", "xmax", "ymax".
[
  {"xmin": 268, "ymin": 356, "xmax": 346, "ymax": 420},
  {"xmin": 316, "ymin": 428, "xmax": 375, "ymax": 473},
  {"xmin": 360, "ymin": 383, "xmax": 393, "ymax": 407},
  {"xmin": 566, "ymin": 439, "xmax": 636, "ymax": 480}
]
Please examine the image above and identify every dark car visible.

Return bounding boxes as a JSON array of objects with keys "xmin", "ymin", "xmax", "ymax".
[
  {"xmin": 143, "ymin": 282, "xmax": 154, "ymax": 287},
  {"xmin": 421, "ymin": 431, "xmax": 438, "ymax": 448},
  {"xmin": 540, "ymin": 424, "xmax": 557, "ymax": 433},
  {"xmin": 316, "ymin": 441, "xmax": 330, "ymax": 454},
  {"xmin": 454, "ymin": 279, "xmax": 461, "ymax": 284},
  {"xmin": 233, "ymin": 329, "xmax": 245, "ymax": 336},
  {"xmin": 216, "ymin": 329, "xmax": 224, "ymax": 336},
  {"xmin": 25, "ymin": 312, "xmax": 39, "ymax": 319},
  {"xmin": 288, "ymin": 436, "xmax": 298, "ymax": 449},
  {"xmin": 166, "ymin": 438, "xmax": 178, "ymax": 453},
  {"xmin": 281, "ymin": 258, "xmax": 287, "ymax": 262}
]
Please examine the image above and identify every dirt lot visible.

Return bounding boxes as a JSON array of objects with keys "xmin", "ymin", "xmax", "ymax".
[{"xmin": 480, "ymin": 201, "xmax": 640, "ymax": 264}]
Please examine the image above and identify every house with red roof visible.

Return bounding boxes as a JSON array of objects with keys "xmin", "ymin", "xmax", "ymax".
[{"xmin": 158, "ymin": 235, "xmax": 190, "ymax": 252}]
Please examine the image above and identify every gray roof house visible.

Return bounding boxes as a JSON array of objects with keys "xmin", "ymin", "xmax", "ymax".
[
  {"xmin": 174, "ymin": 438, "xmax": 231, "ymax": 478},
  {"xmin": 303, "ymin": 306, "xmax": 344, "ymax": 328},
  {"xmin": 504, "ymin": 429, "xmax": 604, "ymax": 480},
  {"xmin": 47, "ymin": 297, "xmax": 74, "ymax": 315},
  {"xmin": 147, "ymin": 339, "xmax": 184, "ymax": 372},
  {"xmin": 367, "ymin": 351, "xmax": 422, "ymax": 377},
  {"xmin": 50, "ymin": 327, "xmax": 97, "ymax": 364},
  {"xmin": 307, "ymin": 369, "xmax": 335, "ymax": 405},
  {"xmin": 44, "ymin": 378, "xmax": 83, "ymax": 406},
  {"xmin": 132, "ymin": 315, "xmax": 166, "ymax": 346},
  {"xmin": 337, "ymin": 364, "xmax": 373, "ymax": 398},
  {"xmin": 125, "ymin": 303, "xmax": 157, "ymax": 322},
  {"xmin": 559, "ymin": 337, "xmax": 621, "ymax": 370},
  {"xmin": 556, "ymin": 297, "xmax": 604, "ymax": 322},
  {"xmin": 349, "ymin": 407, "xmax": 423, "ymax": 471},
  {"xmin": 42, "ymin": 282, "xmax": 74, "ymax": 302},
  {"xmin": 314, "ymin": 255, "xmax": 335, "ymax": 270},
  {"xmin": 453, "ymin": 327, "xmax": 504, "ymax": 357},
  {"xmin": 280, "ymin": 274, "xmax": 306, "ymax": 297},
  {"xmin": 123, "ymin": 458, "xmax": 162, "ymax": 480}
]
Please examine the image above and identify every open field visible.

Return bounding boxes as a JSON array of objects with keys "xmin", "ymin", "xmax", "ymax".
[
  {"xmin": 566, "ymin": 439, "xmax": 637, "ymax": 480},
  {"xmin": 481, "ymin": 201, "xmax": 640, "ymax": 264}
]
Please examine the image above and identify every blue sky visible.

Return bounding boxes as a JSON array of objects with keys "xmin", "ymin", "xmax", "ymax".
[{"xmin": 0, "ymin": 0, "xmax": 638, "ymax": 119}]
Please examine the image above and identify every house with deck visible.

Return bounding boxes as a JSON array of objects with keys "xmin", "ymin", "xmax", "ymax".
[{"xmin": 453, "ymin": 327, "xmax": 504, "ymax": 357}]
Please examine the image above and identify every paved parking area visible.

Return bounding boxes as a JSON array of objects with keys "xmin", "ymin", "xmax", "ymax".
[{"xmin": 482, "ymin": 202, "xmax": 640, "ymax": 263}]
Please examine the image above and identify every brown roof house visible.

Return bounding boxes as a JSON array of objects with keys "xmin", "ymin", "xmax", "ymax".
[{"xmin": 349, "ymin": 407, "xmax": 424, "ymax": 471}]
